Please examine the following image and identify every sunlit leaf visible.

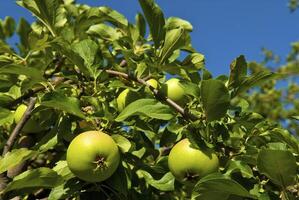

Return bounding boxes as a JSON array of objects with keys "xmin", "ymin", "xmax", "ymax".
[
  {"xmin": 139, "ymin": 0, "xmax": 165, "ymax": 48},
  {"xmin": 0, "ymin": 148, "xmax": 37, "ymax": 174},
  {"xmin": 4, "ymin": 167, "xmax": 64, "ymax": 192},
  {"xmin": 41, "ymin": 91, "xmax": 85, "ymax": 118},
  {"xmin": 192, "ymin": 174, "xmax": 256, "ymax": 200},
  {"xmin": 116, "ymin": 99, "xmax": 174, "ymax": 121}
]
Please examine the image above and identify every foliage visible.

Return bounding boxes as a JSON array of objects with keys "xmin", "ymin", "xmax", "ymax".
[{"xmin": 0, "ymin": 0, "xmax": 298, "ymax": 199}]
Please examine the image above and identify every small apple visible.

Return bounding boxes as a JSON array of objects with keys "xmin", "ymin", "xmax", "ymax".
[
  {"xmin": 14, "ymin": 104, "xmax": 44, "ymax": 133},
  {"xmin": 116, "ymin": 89, "xmax": 139, "ymax": 111},
  {"xmin": 168, "ymin": 138, "xmax": 219, "ymax": 184},
  {"xmin": 161, "ymin": 78, "xmax": 186, "ymax": 104},
  {"xmin": 66, "ymin": 131, "xmax": 120, "ymax": 182}
]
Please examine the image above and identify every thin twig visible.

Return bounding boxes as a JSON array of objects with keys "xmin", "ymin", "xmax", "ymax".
[
  {"xmin": 105, "ymin": 69, "xmax": 199, "ymax": 120},
  {"xmin": 7, "ymin": 87, "xmax": 43, "ymax": 108},
  {"xmin": 44, "ymin": 56, "xmax": 66, "ymax": 78},
  {"xmin": 2, "ymin": 97, "xmax": 37, "ymax": 156}
]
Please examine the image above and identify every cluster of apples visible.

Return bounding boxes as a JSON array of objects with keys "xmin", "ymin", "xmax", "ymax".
[
  {"xmin": 14, "ymin": 78, "xmax": 219, "ymax": 184},
  {"xmin": 66, "ymin": 131, "xmax": 219, "ymax": 184},
  {"xmin": 65, "ymin": 78, "xmax": 219, "ymax": 184},
  {"xmin": 116, "ymin": 78, "xmax": 186, "ymax": 111}
]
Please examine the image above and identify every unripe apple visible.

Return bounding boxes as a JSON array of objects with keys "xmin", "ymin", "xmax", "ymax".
[
  {"xmin": 14, "ymin": 104, "xmax": 44, "ymax": 134},
  {"xmin": 168, "ymin": 138, "xmax": 219, "ymax": 184},
  {"xmin": 161, "ymin": 78, "xmax": 186, "ymax": 104},
  {"xmin": 66, "ymin": 131, "xmax": 120, "ymax": 182}
]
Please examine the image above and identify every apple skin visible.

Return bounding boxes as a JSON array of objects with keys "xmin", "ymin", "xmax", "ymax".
[
  {"xmin": 66, "ymin": 131, "xmax": 120, "ymax": 182},
  {"xmin": 162, "ymin": 78, "xmax": 186, "ymax": 103},
  {"xmin": 116, "ymin": 89, "xmax": 139, "ymax": 111},
  {"xmin": 168, "ymin": 138, "xmax": 219, "ymax": 184},
  {"xmin": 14, "ymin": 104, "xmax": 43, "ymax": 133}
]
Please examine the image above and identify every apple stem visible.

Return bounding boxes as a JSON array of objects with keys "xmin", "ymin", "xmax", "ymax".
[{"xmin": 184, "ymin": 172, "xmax": 200, "ymax": 182}]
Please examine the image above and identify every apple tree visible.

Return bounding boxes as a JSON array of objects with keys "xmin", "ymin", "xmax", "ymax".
[{"xmin": 0, "ymin": 0, "xmax": 298, "ymax": 199}]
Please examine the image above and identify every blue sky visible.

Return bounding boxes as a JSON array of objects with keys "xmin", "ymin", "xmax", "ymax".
[{"xmin": 1, "ymin": 0, "xmax": 299, "ymax": 76}]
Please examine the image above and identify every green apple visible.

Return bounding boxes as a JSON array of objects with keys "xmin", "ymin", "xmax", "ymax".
[
  {"xmin": 116, "ymin": 89, "xmax": 139, "ymax": 111},
  {"xmin": 14, "ymin": 104, "xmax": 44, "ymax": 133},
  {"xmin": 168, "ymin": 138, "xmax": 219, "ymax": 184},
  {"xmin": 66, "ymin": 131, "xmax": 120, "ymax": 182},
  {"xmin": 162, "ymin": 78, "xmax": 186, "ymax": 103}
]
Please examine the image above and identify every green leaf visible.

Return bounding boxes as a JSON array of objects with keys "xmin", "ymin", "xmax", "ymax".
[
  {"xmin": 112, "ymin": 134, "xmax": 132, "ymax": 153},
  {"xmin": 181, "ymin": 53, "xmax": 205, "ymax": 71},
  {"xmin": 35, "ymin": 128, "xmax": 58, "ymax": 152},
  {"xmin": 224, "ymin": 160, "xmax": 253, "ymax": 178},
  {"xmin": 115, "ymin": 99, "xmax": 174, "ymax": 121},
  {"xmin": 180, "ymin": 80, "xmax": 201, "ymax": 98},
  {"xmin": 17, "ymin": 0, "xmax": 61, "ymax": 36},
  {"xmin": 0, "ymin": 107, "xmax": 14, "ymax": 126},
  {"xmin": 72, "ymin": 39, "xmax": 98, "ymax": 67},
  {"xmin": 0, "ymin": 64, "xmax": 45, "ymax": 82},
  {"xmin": 41, "ymin": 91, "xmax": 85, "ymax": 118},
  {"xmin": 52, "ymin": 161, "xmax": 74, "ymax": 181},
  {"xmin": 233, "ymin": 71, "xmax": 277, "ymax": 96},
  {"xmin": 165, "ymin": 17, "xmax": 193, "ymax": 31},
  {"xmin": 28, "ymin": 32, "xmax": 51, "ymax": 51},
  {"xmin": 159, "ymin": 28, "xmax": 189, "ymax": 64},
  {"xmin": 257, "ymin": 149, "xmax": 297, "ymax": 187},
  {"xmin": 268, "ymin": 128, "xmax": 299, "ymax": 154},
  {"xmin": 0, "ymin": 94, "xmax": 14, "ymax": 107},
  {"xmin": 48, "ymin": 179, "xmax": 83, "ymax": 200},
  {"xmin": 4, "ymin": 167, "xmax": 64, "ymax": 193},
  {"xmin": 87, "ymin": 24, "xmax": 122, "ymax": 41},
  {"xmin": 292, "ymin": 116, "xmax": 299, "ymax": 120},
  {"xmin": 201, "ymin": 79, "xmax": 230, "ymax": 121},
  {"xmin": 0, "ymin": 148, "xmax": 37, "ymax": 174},
  {"xmin": 228, "ymin": 55, "xmax": 247, "ymax": 89},
  {"xmin": 98, "ymin": 6, "xmax": 128, "ymax": 27},
  {"xmin": 139, "ymin": 0, "xmax": 165, "ymax": 48},
  {"xmin": 52, "ymin": 39, "xmax": 87, "ymax": 75},
  {"xmin": 106, "ymin": 166, "xmax": 128, "ymax": 195},
  {"xmin": 17, "ymin": 18, "xmax": 32, "ymax": 50},
  {"xmin": 72, "ymin": 39, "xmax": 101, "ymax": 79},
  {"xmin": 192, "ymin": 174, "xmax": 256, "ymax": 200},
  {"xmin": 135, "ymin": 13, "xmax": 146, "ymax": 37},
  {"xmin": 2, "ymin": 16, "xmax": 16, "ymax": 38},
  {"xmin": 0, "ymin": 40, "xmax": 14, "ymax": 54},
  {"xmin": 137, "ymin": 170, "xmax": 175, "ymax": 191}
]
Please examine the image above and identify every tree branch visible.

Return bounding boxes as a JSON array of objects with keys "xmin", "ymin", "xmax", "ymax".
[
  {"xmin": 2, "ymin": 97, "xmax": 37, "ymax": 156},
  {"xmin": 105, "ymin": 69, "xmax": 199, "ymax": 121},
  {"xmin": 8, "ymin": 77, "xmax": 66, "ymax": 109}
]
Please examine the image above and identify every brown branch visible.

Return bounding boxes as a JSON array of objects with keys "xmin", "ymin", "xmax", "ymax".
[
  {"xmin": 44, "ymin": 56, "xmax": 66, "ymax": 78},
  {"xmin": 7, "ymin": 87, "xmax": 43, "ymax": 108},
  {"xmin": 7, "ymin": 136, "xmax": 35, "ymax": 178},
  {"xmin": 2, "ymin": 97, "xmax": 37, "ymax": 156},
  {"xmin": 105, "ymin": 69, "xmax": 199, "ymax": 121}
]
